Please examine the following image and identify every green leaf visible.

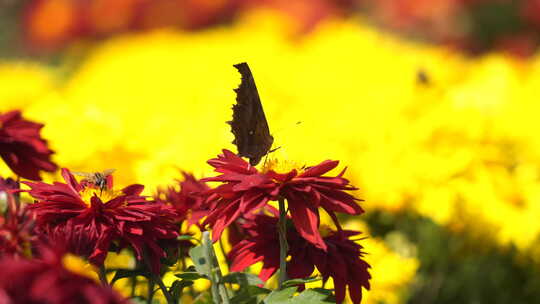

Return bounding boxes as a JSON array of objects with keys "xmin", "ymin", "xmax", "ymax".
[
  {"xmin": 282, "ymin": 276, "xmax": 322, "ymax": 288},
  {"xmin": 289, "ymin": 289, "xmax": 335, "ymax": 304},
  {"xmin": 175, "ymin": 271, "xmax": 207, "ymax": 281},
  {"xmin": 230, "ymin": 285, "xmax": 271, "ymax": 304},
  {"xmin": 263, "ymin": 287, "xmax": 335, "ymax": 304},
  {"xmin": 263, "ymin": 287, "xmax": 298, "ymax": 304},
  {"xmin": 193, "ymin": 291, "xmax": 214, "ymax": 304},
  {"xmin": 189, "ymin": 244, "xmax": 212, "ymax": 277},
  {"xmin": 169, "ymin": 279, "xmax": 194, "ymax": 299},
  {"xmin": 222, "ymin": 272, "xmax": 264, "ymax": 286},
  {"xmin": 177, "ymin": 235, "xmax": 198, "ymax": 242},
  {"xmin": 127, "ymin": 296, "xmax": 148, "ymax": 304},
  {"xmin": 110, "ymin": 269, "xmax": 148, "ymax": 285},
  {"xmin": 163, "ymin": 245, "xmax": 181, "ymax": 266}
]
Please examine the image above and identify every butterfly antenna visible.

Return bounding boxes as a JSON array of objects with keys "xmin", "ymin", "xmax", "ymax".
[
  {"xmin": 268, "ymin": 121, "xmax": 302, "ymax": 157},
  {"xmin": 272, "ymin": 121, "xmax": 303, "ymax": 135},
  {"xmin": 269, "ymin": 146, "xmax": 281, "ymax": 153}
]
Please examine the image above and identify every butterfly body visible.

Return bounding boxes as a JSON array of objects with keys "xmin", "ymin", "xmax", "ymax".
[{"xmin": 229, "ymin": 63, "xmax": 274, "ymax": 166}]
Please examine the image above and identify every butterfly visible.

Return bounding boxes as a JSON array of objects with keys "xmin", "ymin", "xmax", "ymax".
[{"xmin": 228, "ymin": 62, "xmax": 274, "ymax": 166}]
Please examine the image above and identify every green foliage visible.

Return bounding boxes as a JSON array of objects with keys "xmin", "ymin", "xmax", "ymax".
[
  {"xmin": 222, "ymin": 272, "xmax": 264, "ymax": 286},
  {"xmin": 282, "ymin": 277, "xmax": 322, "ymax": 288},
  {"xmin": 290, "ymin": 289, "xmax": 335, "ymax": 303},
  {"xmin": 264, "ymin": 287, "xmax": 298, "ymax": 304},
  {"xmin": 175, "ymin": 271, "xmax": 207, "ymax": 281},
  {"xmin": 230, "ymin": 285, "xmax": 271, "ymax": 304},
  {"xmin": 110, "ymin": 269, "xmax": 149, "ymax": 286},
  {"xmin": 366, "ymin": 210, "xmax": 540, "ymax": 304},
  {"xmin": 189, "ymin": 244, "xmax": 211, "ymax": 279},
  {"xmin": 169, "ymin": 279, "xmax": 194, "ymax": 300},
  {"xmin": 129, "ymin": 297, "xmax": 160, "ymax": 304},
  {"xmin": 468, "ymin": 1, "xmax": 525, "ymax": 51},
  {"xmin": 177, "ymin": 235, "xmax": 199, "ymax": 242},
  {"xmin": 186, "ymin": 234, "xmax": 336, "ymax": 304},
  {"xmin": 193, "ymin": 292, "xmax": 214, "ymax": 304},
  {"xmin": 263, "ymin": 287, "xmax": 335, "ymax": 304}
]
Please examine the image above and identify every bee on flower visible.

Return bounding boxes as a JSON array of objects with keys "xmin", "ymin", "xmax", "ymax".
[
  {"xmin": 72, "ymin": 169, "xmax": 116, "ymax": 192},
  {"xmin": 24, "ymin": 168, "xmax": 179, "ymax": 273}
]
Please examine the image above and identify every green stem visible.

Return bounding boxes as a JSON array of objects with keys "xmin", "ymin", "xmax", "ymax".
[
  {"xmin": 98, "ymin": 264, "xmax": 109, "ymax": 286},
  {"xmin": 278, "ymin": 198, "xmax": 289, "ymax": 289},
  {"xmin": 130, "ymin": 275, "xmax": 137, "ymax": 297},
  {"xmin": 202, "ymin": 231, "xmax": 230, "ymax": 304},
  {"xmin": 151, "ymin": 272, "xmax": 174, "ymax": 304},
  {"xmin": 147, "ymin": 278, "xmax": 154, "ymax": 304},
  {"xmin": 143, "ymin": 254, "xmax": 175, "ymax": 304}
]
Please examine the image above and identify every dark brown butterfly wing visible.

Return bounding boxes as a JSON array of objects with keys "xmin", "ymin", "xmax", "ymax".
[{"xmin": 229, "ymin": 62, "xmax": 274, "ymax": 166}]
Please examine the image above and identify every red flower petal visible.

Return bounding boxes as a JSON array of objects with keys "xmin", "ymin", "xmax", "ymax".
[
  {"xmin": 0, "ymin": 110, "xmax": 57, "ymax": 180},
  {"xmin": 61, "ymin": 168, "xmax": 83, "ymax": 193},
  {"xmin": 207, "ymin": 199, "xmax": 243, "ymax": 242},
  {"xmin": 299, "ymin": 160, "xmax": 339, "ymax": 177},
  {"xmin": 229, "ymin": 242, "xmax": 263, "ymax": 271},
  {"xmin": 206, "ymin": 149, "xmax": 257, "ymax": 175},
  {"xmin": 25, "ymin": 169, "xmax": 179, "ymax": 273},
  {"xmin": 122, "ymin": 184, "xmax": 144, "ymax": 196},
  {"xmin": 318, "ymin": 190, "xmax": 363, "ymax": 215},
  {"xmin": 288, "ymin": 200, "xmax": 326, "ymax": 250},
  {"xmin": 333, "ymin": 277, "xmax": 347, "ymax": 304}
]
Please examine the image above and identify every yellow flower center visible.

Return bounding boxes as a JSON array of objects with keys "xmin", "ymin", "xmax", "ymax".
[
  {"xmin": 80, "ymin": 187, "xmax": 121, "ymax": 207},
  {"xmin": 62, "ymin": 253, "xmax": 99, "ymax": 282},
  {"xmin": 261, "ymin": 157, "xmax": 305, "ymax": 175}
]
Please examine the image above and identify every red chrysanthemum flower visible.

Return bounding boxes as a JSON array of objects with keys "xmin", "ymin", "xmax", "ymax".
[
  {"xmin": 0, "ymin": 110, "xmax": 57, "ymax": 180},
  {"xmin": 0, "ymin": 177, "xmax": 36, "ymax": 258},
  {"xmin": 24, "ymin": 168, "xmax": 179, "ymax": 273},
  {"xmin": 228, "ymin": 212, "xmax": 371, "ymax": 304},
  {"xmin": 288, "ymin": 230, "xmax": 371, "ymax": 304},
  {"xmin": 155, "ymin": 172, "xmax": 210, "ymax": 227},
  {"xmin": 203, "ymin": 149, "xmax": 363, "ymax": 250},
  {"xmin": 0, "ymin": 245, "xmax": 129, "ymax": 304},
  {"xmin": 227, "ymin": 211, "xmax": 282, "ymax": 282}
]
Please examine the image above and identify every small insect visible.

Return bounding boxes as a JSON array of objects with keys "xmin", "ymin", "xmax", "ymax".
[
  {"xmin": 72, "ymin": 169, "xmax": 115, "ymax": 191},
  {"xmin": 416, "ymin": 68, "xmax": 430, "ymax": 85}
]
